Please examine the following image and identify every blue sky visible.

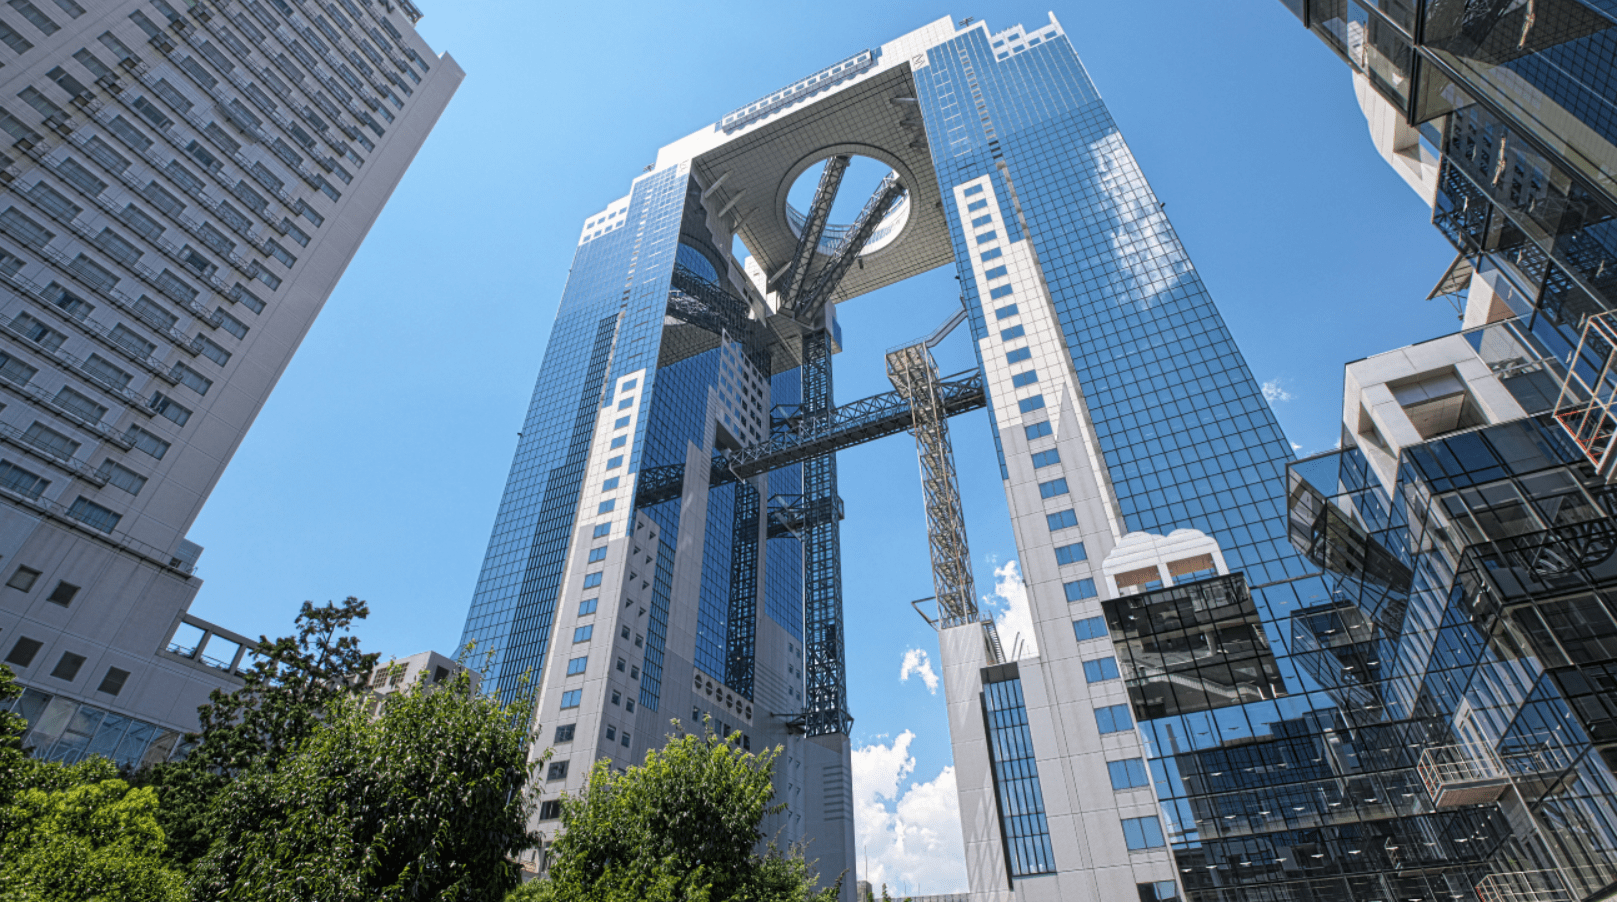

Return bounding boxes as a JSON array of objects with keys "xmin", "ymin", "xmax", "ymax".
[{"xmin": 185, "ymin": 1, "xmax": 1459, "ymax": 893}]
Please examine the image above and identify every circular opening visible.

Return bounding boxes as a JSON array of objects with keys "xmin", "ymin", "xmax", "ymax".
[{"xmin": 784, "ymin": 154, "xmax": 909, "ymax": 259}]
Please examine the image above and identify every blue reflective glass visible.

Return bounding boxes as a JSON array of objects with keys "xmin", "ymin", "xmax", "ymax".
[
  {"xmin": 981, "ymin": 247, "xmax": 1003, "ymax": 261},
  {"xmin": 1006, "ymin": 347, "xmax": 1032, "ymax": 364},
  {"xmin": 1017, "ymin": 395, "xmax": 1045, "ymax": 413},
  {"xmin": 989, "ymin": 285, "xmax": 1014, "ymax": 299},
  {"xmin": 1121, "ymin": 816, "xmax": 1164, "ymax": 850},
  {"xmin": 591, "ymin": 524, "xmax": 611, "ymax": 538},
  {"xmin": 1083, "ymin": 657, "xmax": 1119, "ymax": 682},
  {"xmin": 602, "ymin": 477, "xmax": 620, "ymax": 490},
  {"xmin": 559, "ymin": 689, "xmax": 581, "ymax": 709},
  {"xmin": 1031, "ymin": 449, "xmax": 1060, "ymax": 468},
  {"xmin": 1024, "ymin": 420, "xmax": 1051, "ymax": 440},
  {"xmin": 1046, "ymin": 510, "xmax": 1078, "ymax": 530},
  {"xmin": 577, "ymin": 598, "xmax": 597, "ymax": 616},
  {"xmin": 1054, "ymin": 542, "xmax": 1086, "ymax": 564},
  {"xmin": 1096, "ymin": 704, "xmax": 1132, "ymax": 734},
  {"xmin": 1107, "ymin": 757, "xmax": 1149, "ymax": 790},
  {"xmin": 983, "ymin": 677, "xmax": 1056, "ymax": 876},
  {"xmin": 971, "ymin": 214, "xmax": 992, "ymax": 227},
  {"xmin": 976, "ymin": 230, "xmax": 997, "ymax": 243},
  {"xmin": 984, "ymin": 265, "xmax": 1009, "ymax": 280},
  {"xmin": 995, "ymin": 303, "xmax": 1019, "ymax": 319},
  {"xmin": 1073, "ymin": 616, "xmax": 1107, "ymax": 640},
  {"xmin": 566, "ymin": 656, "xmax": 587, "ymax": 675},
  {"xmin": 582, "ymin": 573, "xmax": 602, "ymax": 589},
  {"xmin": 573, "ymin": 625, "xmax": 593, "ymax": 643},
  {"xmin": 1001, "ymin": 325, "xmax": 1026, "ymax": 340},
  {"xmin": 1064, "ymin": 578, "xmax": 1096, "ymax": 601},
  {"xmin": 1038, "ymin": 477, "xmax": 1068, "ymax": 498},
  {"xmin": 1011, "ymin": 370, "xmax": 1038, "ymax": 387},
  {"xmin": 587, "ymin": 547, "xmax": 607, "ymax": 563}
]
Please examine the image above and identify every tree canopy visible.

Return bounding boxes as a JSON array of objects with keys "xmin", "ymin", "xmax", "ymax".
[{"xmin": 519, "ymin": 724, "xmax": 840, "ymax": 902}]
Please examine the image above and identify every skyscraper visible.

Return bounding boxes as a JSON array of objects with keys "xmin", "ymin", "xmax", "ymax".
[
  {"xmin": 457, "ymin": 13, "xmax": 1327, "ymax": 901},
  {"xmin": 0, "ymin": 0, "xmax": 461, "ymax": 768}
]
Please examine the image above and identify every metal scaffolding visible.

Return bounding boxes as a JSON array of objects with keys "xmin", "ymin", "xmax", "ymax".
[
  {"xmin": 773, "ymin": 154, "xmax": 850, "ymax": 305},
  {"xmin": 798, "ymin": 327, "xmax": 850, "ymax": 736},
  {"xmin": 887, "ymin": 340, "xmax": 980, "ymax": 627},
  {"xmin": 726, "ymin": 481, "xmax": 761, "ymax": 700}
]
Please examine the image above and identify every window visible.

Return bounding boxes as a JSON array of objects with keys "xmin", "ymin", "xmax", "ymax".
[
  {"xmin": 995, "ymin": 303, "xmax": 1019, "ymax": 319},
  {"xmin": 616, "ymin": 397, "xmax": 633, "ymax": 410},
  {"xmin": 1046, "ymin": 509, "xmax": 1078, "ymax": 531},
  {"xmin": 559, "ymin": 689, "xmax": 581, "ymax": 709},
  {"xmin": 981, "ymin": 247, "xmax": 1003, "ymax": 261},
  {"xmin": 976, "ymin": 231, "xmax": 997, "ymax": 243},
  {"xmin": 573, "ymin": 625, "xmax": 593, "ymax": 643},
  {"xmin": 970, "ymin": 214, "xmax": 992, "ymax": 228},
  {"xmin": 1064, "ymin": 579, "xmax": 1097, "ymax": 602},
  {"xmin": 125, "ymin": 425, "xmax": 170, "ymax": 460},
  {"xmin": 45, "ymin": 580, "xmax": 77, "ymax": 607},
  {"xmin": 607, "ymin": 455, "xmax": 623, "ymax": 469},
  {"xmin": 98, "ymin": 460, "xmax": 146, "ymax": 496},
  {"xmin": 0, "ymin": 461, "xmax": 48, "ymax": 500},
  {"xmin": 1073, "ymin": 617, "xmax": 1112, "ymax": 640},
  {"xmin": 1121, "ymin": 816, "xmax": 1165, "ymax": 850},
  {"xmin": 984, "ymin": 265, "xmax": 1009, "ymax": 280},
  {"xmin": 966, "ymin": 199, "xmax": 988, "ymax": 212},
  {"xmin": 616, "ymin": 657, "xmax": 626, "ymax": 673},
  {"xmin": 587, "ymin": 547, "xmax": 607, "ymax": 563},
  {"xmin": 84, "ymin": 355, "xmax": 133, "ymax": 389},
  {"xmin": 97, "ymin": 667, "xmax": 129, "ymax": 696},
  {"xmin": 566, "ymin": 656, "xmax": 587, "ymax": 676},
  {"xmin": 990, "ymin": 285, "xmax": 1015, "ymax": 300},
  {"xmin": 149, "ymin": 393, "xmax": 191, "ymax": 426},
  {"xmin": 1055, "ymin": 542, "xmax": 1087, "ymax": 565},
  {"xmin": 1032, "ymin": 449, "xmax": 1061, "ymax": 468},
  {"xmin": 1006, "ymin": 348, "xmax": 1031, "ymax": 365},
  {"xmin": 602, "ymin": 477, "xmax": 619, "ymax": 491},
  {"xmin": 962, "ymin": 184, "xmax": 983, "ymax": 196},
  {"xmin": 1038, "ymin": 478, "xmax": 1068, "ymax": 499},
  {"xmin": 67, "ymin": 497, "xmax": 120, "ymax": 533},
  {"xmin": 97, "ymin": 31, "xmax": 132, "ymax": 63},
  {"xmin": 1138, "ymin": 882, "xmax": 1180, "ymax": 902},
  {"xmin": 620, "ymin": 626, "xmax": 630, "ymax": 640},
  {"xmin": 1000, "ymin": 325, "xmax": 1025, "ymax": 341},
  {"xmin": 592, "ymin": 523, "xmax": 611, "ymax": 538},
  {"xmin": 609, "ymin": 435, "xmax": 627, "ymax": 449},
  {"xmin": 50, "ymin": 651, "xmax": 84, "ymax": 681},
  {"xmin": 1024, "ymin": 421, "xmax": 1052, "ymax": 440},
  {"xmin": 7, "ymin": 566, "xmax": 39, "ymax": 591},
  {"xmin": 625, "ymin": 699, "xmax": 635, "ymax": 713},
  {"xmin": 1084, "ymin": 657, "xmax": 1120, "ymax": 682},
  {"xmin": 1108, "ymin": 758, "xmax": 1149, "ymax": 790},
  {"xmin": 538, "ymin": 800, "xmax": 563, "ymax": 821},
  {"xmin": 620, "ymin": 731, "xmax": 631, "ymax": 747},
  {"xmin": 1011, "ymin": 371, "xmax": 1038, "ymax": 388},
  {"xmin": 554, "ymin": 724, "xmax": 575, "ymax": 743},
  {"xmin": 23, "ymin": 423, "xmax": 75, "ymax": 459},
  {"xmin": 610, "ymin": 690, "xmax": 620, "ymax": 706},
  {"xmin": 0, "ymin": 20, "xmax": 32, "ymax": 53},
  {"xmin": 546, "ymin": 761, "xmax": 568, "ymax": 781},
  {"xmin": 1095, "ymin": 704, "xmax": 1132, "ymax": 734},
  {"xmin": 613, "ymin": 416, "xmax": 630, "ymax": 429},
  {"xmin": 172, "ymin": 363, "xmax": 212, "ymax": 396},
  {"xmin": 597, "ymin": 499, "xmax": 616, "ymax": 514},
  {"xmin": 5, "ymin": 636, "xmax": 41, "ymax": 667},
  {"xmin": 216, "ymin": 309, "xmax": 249, "ymax": 339},
  {"xmin": 577, "ymin": 598, "xmax": 597, "ymax": 616},
  {"xmin": 582, "ymin": 573, "xmax": 602, "ymax": 589},
  {"xmin": 197, "ymin": 337, "xmax": 231, "ymax": 367}
]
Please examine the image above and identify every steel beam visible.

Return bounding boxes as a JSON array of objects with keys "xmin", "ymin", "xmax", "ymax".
[
  {"xmin": 793, "ymin": 171, "xmax": 906, "ymax": 324},
  {"xmin": 888, "ymin": 342, "xmax": 980, "ymax": 628},
  {"xmin": 798, "ymin": 328, "xmax": 851, "ymax": 737},
  {"xmin": 726, "ymin": 481, "xmax": 761, "ymax": 700},
  {"xmin": 776, "ymin": 154, "xmax": 850, "ymax": 307}
]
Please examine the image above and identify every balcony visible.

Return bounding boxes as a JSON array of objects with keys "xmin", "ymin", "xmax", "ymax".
[
  {"xmin": 1477, "ymin": 867, "xmax": 1617, "ymax": 902},
  {"xmin": 1554, "ymin": 311, "xmax": 1617, "ymax": 481},
  {"xmin": 1417, "ymin": 733, "xmax": 1577, "ymax": 809}
]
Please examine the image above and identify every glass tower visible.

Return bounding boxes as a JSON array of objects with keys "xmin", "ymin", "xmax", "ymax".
[{"xmin": 461, "ymin": 13, "xmax": 1484, "ymax": 901}]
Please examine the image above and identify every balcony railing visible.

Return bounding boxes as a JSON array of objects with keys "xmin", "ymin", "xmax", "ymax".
[
  {"xmin": 1417, "ymin": 732, "xmax": 1577, "ymax": 809},
  {"xmin": 1554, "ymin": 311, "xmax": 1617, "ymax": 481},
  {"xmin": 1477, "ymin": 866, "xmax": 1617, "ymax": 902}
]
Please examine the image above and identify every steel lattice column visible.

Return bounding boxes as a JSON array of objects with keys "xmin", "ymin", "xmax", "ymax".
[
  {"xmin": 726, "ymin": 480, "xmax": 761, "ymax": 700},
  {"xmin": 887, "ymin": 343, "xmax": 980, "ymax": 627},
  {"xmin": 801, "ymin": 328, "xmax": 852, "ymax": 736}
]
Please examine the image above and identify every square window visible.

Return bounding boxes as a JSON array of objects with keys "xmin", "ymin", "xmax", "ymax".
[
  {"xmin": 1055, "ymin": 542, "xmax": 1087, "ymax": 565},
  {"xmin": 97, "ymin": 666, "xmax": 129, "ymax": 696},
  {"xmin": 547, "ymin": 761, "xmax": 569, "ymax": 781},
  {"xmin": 6, "ymin": 566, "xmax": 39, "ymax": 591},
  {"xmin": 554, "ymin": 723, "xmax": 576, "ymax": 743},
  {"xmin": 980, "ymin": 247, "xmax": 1004, "ymax": 262},
  {"xmin": 976, "ymin": 230, "xmax": 997, "ymax": 243},
  {"xmin": 1122, "ymin": 816, "xmax": 1165, "ymax": 850},
  {"xmin": 1018, "ymin": 395, "xmax": 1045, "ymax": 414},
  {"xmin": 607, "ymin": 456, "xmax": 624, "ymax": 469},
  {"xmin": 1011, "ymin": 371, "xmax": 1038, "ymax": 388},
  {"xmin": 610, "ymin": 690, "xmax": 621, "ymax": 706},
  {"xmin": 602, "ymin": 477, "xmax": 620, "ymax": 491},
  {"xmin": 1006, "ymin": 348, "xmax": 1032, "ymax": 365},
  {"xmin": 610, "ymin": 436, "xmax": 627, "ymax": 449},
  {"xmin": 995, "ymin": 303, "xmax": 1019, "ymax": 319},
  {"xmin": 50, "ymin": 651, "xmax": 85, "ymax": 681},
  {"xmin": 613, "ymin": 416, "xmax": 630, "ymax": 429},
  {"xmin": 592, "ymin": 524, "xmax": 611, "ymax": 538},
  {"xmin": 1024, "ymin": 421, "xmax": 1052, "ymax": 440},
  {"xmin": 578, "ymin": 598, "xmax": 598, "ymax": 616},
  {"xmin": 1074, "ymin": 617, "xmax": 1107, "ymax": 641},
  {"xmin": 598, "ymin": 500, "xmax": 616, "ymax": 514},
  {"xmin": 617, "ymin": 397, "xmax": 633, "ymax": 410},
  {"xmin": 1109, "ymin": 758, "xmax": 1150, "ymax": 790},
  {"xmin": 566, "ymin": 656, "xmax": 588, "ymax": 676},
  {"xmin": 45, "ymin": 580, "xmax": 78, "ymax": 607},
  {"xmin": 539, "ymin": 800, "xmax": 563, "ymax": 820},
  {"xmin": 1064, "ymin": 579, "xmax": 1097, "ymax": 602},
  {"xmin": 606, "ymin": 725, "xmax": 616, "ymax": 740},
  {"xmin": 625, "ymin": 698, "xmax": 635, "ymax": 713},
  {"xmin": 4, "ymin": 636, "xmax": 42, "ymax": 667},
  {"xmin": 962, "ymin": 184, "xmax": 984, "ymax": 196},
  {"xmin": 621, "ymin": 730, "xmax": 630, "ymax": 747},
  {"xmin": 1096, "ymin": 703, "xmax": 1132, "ymax": 734},
  {"xmin": 1084, "ymin": 657, "xmax": 1120, "ymax": 682},
  {"xmin": 1032, "ymin": 449, "xmax": 1061, "ymax": 468},
  {"xmin": 984, "ymin": 265, "xmax": 1009, "ymax": 280},
  {"xmin": 583, "ymin": 573, "xmax": 603, "ymax": 589},
  {"xmin": 560, "ymin": 689, "xmax": 582, "ymax": 708},
  {"xmin": 989, "ymin": 285, "xmax": 1014, "ymax": 300},
  {"xmin": 1038, "ymin": 478, "xmax": 1068, "ymax": 499},
  {"xmin": 1046, "ymin": 509, "xmax": 1078, "ymax": 531},
  {"xmin": 621, "ymin": 625, "xmax": 631, "ymax": 640},
  {"xmin": 970, "ymin": 214, "xmax": 992, "ymax": 227},
  {"xmin": 1001, "ymin": 325, "xmax": 1026, "ymax": 341},
  {"xmin": 966, "ymin": 199, "xmax": 988, "ymax": 212},
  {"xmin": 573, "ymin": 625, "xmax": 594, "ymax": 643},
  {"xmin": 588, "ymin": 548, "xmax": 608, "ymax": 563},
  {"xmin": 630, "ymin": 666, "xmax": 639, "ymax": 680}
]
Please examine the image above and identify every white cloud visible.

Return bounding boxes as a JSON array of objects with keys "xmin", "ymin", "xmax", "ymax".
[
  {"xmin": 1291, "ymin": 442, "xmax": 1303, "ymax": 453},
  {"xmin": 981, "ymin": 559, "xmax": 1038, "ymax": 660},
  {"xmin": 851, "ymin": 731, "xmax": 967, "ymax": 896},
  {"xmin": 1262, "ymin": 379, "xmax": 1294, "ymax": 404},
  {"xmin": 899, "ymin": 648, "xmax": 939, "ymax": 694}
]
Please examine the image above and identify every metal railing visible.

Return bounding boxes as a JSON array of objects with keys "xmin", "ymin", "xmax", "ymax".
[
  {"xmin": 1553, "ymin": 311, "xmax": 1617, "ymax": 481},
  {"xmin": 1417, "ymin": 732, "xmax": 1577, "ymax": 808}
]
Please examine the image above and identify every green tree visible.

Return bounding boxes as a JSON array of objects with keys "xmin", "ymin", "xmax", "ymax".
[
  {"xmin": 0, "ymin": 772, "xmax": 187, "ymax": 902},
  {"xmin": 0, "ymin": 665, "xmax": 27, "ymax": 814},
  {"xmin": 190, "ymin": 665, "xmax": 539, "ymax": 901},
  {"xmin": 133, "ymin": 597, "xmax": 380, "ymax": 865},
  {"xmin": 519, "ymin": 723, "xmax": 841, "ymax": 902}
]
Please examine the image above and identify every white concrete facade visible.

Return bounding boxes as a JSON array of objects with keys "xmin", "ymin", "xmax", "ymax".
[{"xmin": 0, "ymin": 0, "xmax": 460, "ymax": 761}]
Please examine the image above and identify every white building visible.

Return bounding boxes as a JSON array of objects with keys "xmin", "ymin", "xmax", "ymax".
[{"xmin": 0, "ymin": 0, "xmax": 461, "ymax": 767}]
